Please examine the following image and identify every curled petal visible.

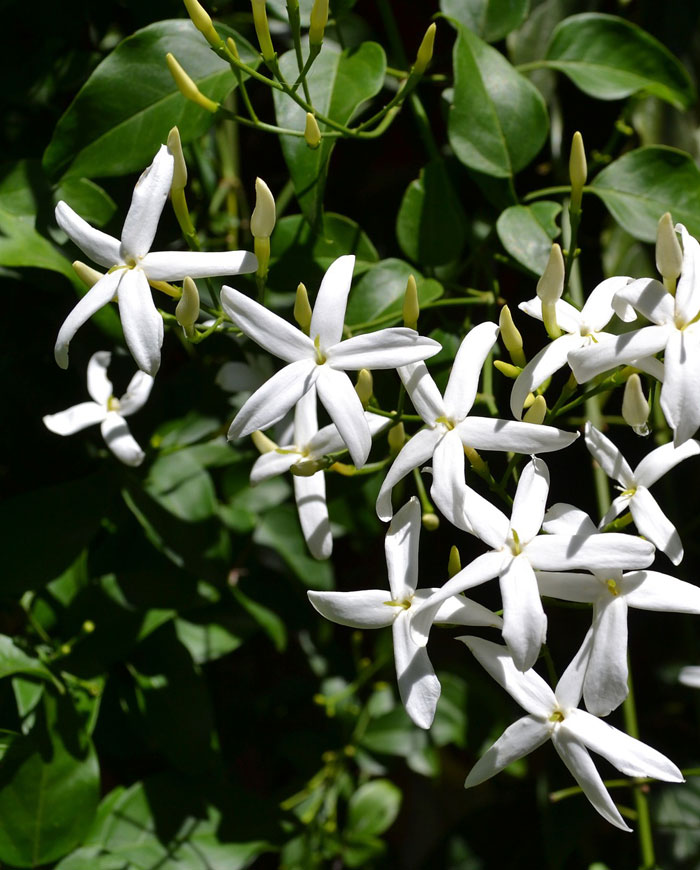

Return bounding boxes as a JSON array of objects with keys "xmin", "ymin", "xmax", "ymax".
[
  {"xmin": 569, "ymin": 325, "xmax": 670, "ymax": 384},
  {"xmin": 675, "ymin": 224, "xmax": 700, "ymax": 326},
  {"xmin": 118, "ymin": 370, "xmax": 155, "ymax": 416},
  {"xmin": 443, "ymin": 321, "xmax": 499, "ymax": 420},
  {"xmin": 250, "ymin": 450, "xmax": 300, "ymax": 483},
  {"xmin": 294, "ymin": 472, "xmax": 332, "ymax": 560},
  {"xmin": 316, "ymin": 366, "xmax": 371, "ymax": 468},
  {"xmin": 542, "ymin": 503, "xmax": 597, "ymax": 537},
  {"xmin": 86, "ymin": 351, "xmax": 113, "ymax": 405},
  {"xmin": 376, "ymin": 427, "xmax": 443, "ymax": 521},
  {"xmin": 500, "ymin": 554, "xmax": 547, "ymax": 671},
  {"xmin": 44, "ymin": 402, "xmax": 106, "ymax": 436},
  {"xmin": 457, "ymin": 416, "xmax": 578, "ymax": 454},
  {"xmin": 393, "ymin": 614, "xmax": 441, "ymax": 729},
  {"xmin": 55, "ymin": 201, "xmax": 121, "ymax": 268},
  {"xmin": 629, "ymin": 486, "xmax": 682, "ymax": 565},
  {"xmin": 510, "ymin": 457, "xmax": 549, "ymax": 544},
  {"xmin": 308, "ymin": 411, "xmax": 389, "ymax": 458},
  {"xmin": 580, "ymin": 276, "xmax": 634, "ymax": 332},
  {"xmin": 143, "ymin": 249, "xmax": 257, "ymax": 280},
  {"xmin": 100, "ymin": 412, "xmax": 145, "ymax": 466},
  {"xmin": 584, "ymin": 596, "xmax": 629, "ymax": 717},
  {"xmin": 463, "ymin": 715, "xmax": 549, "ymax": 788},
  {"xmin": 555, "ymin": 627, "xmax": 594, "ymax": 711},
  {"xmin": 117, "ymin": 268, "xmax": 164, "ymax": 376},
  {"xmin": 328, "ymin": 329, "xmax": 441, "ymax": 370},
  {"xmin": 431, "ymin": 429, "xmax": 472, "ymax": 533},
  {"xmin": 584, "ymin": 422, "xmax": 634, "ymax": 488},
  {"xmin": 518, "ymin": 296, "xmax": 582, "ymax": 334},
  {"xmin": 120, "ymin": 145, "xmax": 174, "ymax": 260},
  {"xmin": 416, "ymin": 589, "xmax": 502, "ymax": 628},
  {"xmin": 624, "ymin": 570, "xmax": 700, "ymax": 613},
  {"xmin": 399, "ymin": 362, "xmax": 446, "ymax": 423},
  {"xmin": 660, "ymin": 327, "xmax": 700, "ymax": 445},
  {"xmin": 54, "ymin": 270, "xmax": 122, "ymax": 370},
  {"xmin": 309, "ymin": 255, "xmax": 355, "ymax": 349},
  {"xmin": 307, "ymin": 589, "xmax": 395, "ymax": 629},
  {"xmin": 385, "ymin": 497, "xmax": 421, "ymax": 601},
  {"xmin": 613, "ymin": 277, "xmax": 674, "ymax": 325},
  {"xmin": 511, "ymin": 334, "xmax": 583, "ymax": 419},
  {"xmin": 462, "ymin": 483, "xmax": 509, "ymax": 551},
  {"xmin": 635, "ymin": 438, "xmax": 700, "ymax": 489}
]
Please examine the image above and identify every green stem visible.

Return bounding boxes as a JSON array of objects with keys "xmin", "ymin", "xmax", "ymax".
[{"xmin": 550, "ymin": 769, "xmax": 700, "ymax": 802}]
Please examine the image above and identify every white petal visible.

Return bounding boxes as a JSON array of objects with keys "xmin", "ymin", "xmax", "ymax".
[
  {"xmin": 500, "ymin": 554, "xmax": 547, "ymax": 671},
  {"xmin": 316, "ymin": 366, "xmax": 372, "ymax": 467},
  {"xmin": 398, "ymin": 362, "xmax": 446, "ymax": 423},
  {"xmin": 580, "ymin": 276, "xmax": 634, "ymax": 332},
  {"xmin": 54, "ymin": 270, "xmax": 122, "ymax": 369},
  {"xmin": 518, "ymin": 296, "xmax": 582, "ymax": 334},
  {"xmin": 584, "ymin": 596, "xmax": 629, "ymax": 717},
  {"xmin": 569, "ymin": 325, "xmax": 669, "ymax": 383},
  {"xmin": 117, "ymin": 268, "xmax": 163, "ymax": 376},
  {"xmin": 584, "ymin": 422, "xmax": 634, "ymax": 488},
  {"xmin": 510, "ymin": 334, "xmax": 583, "ymax": 420},
  {"xmin": 463, "ymin": 715, "xmax": 550, "ymax": 788},
  {"xmin": 294, "ymin": 386, "xmax": 318, "ymax": 445},
  {"xmin": 309, "ymin": 254, "xmax": 355, "ymax": 349},
  {"xmin": 120, "ymin": 145, "xmax": 174, "ymax": 260},
  {"xmin": 624, "ymin": 570, "xmax": 700, "ymax": 613},
  {"xmin": 100, "ymin": 412, "xmax": 145, "ymax": 466},
  {"xmin": 551, "ymin": 729, "xmax": 631, "ymax": 831},
  {"xmin": 393, "ymin": 614, "xmax": 441, "ymax": 729},
  {"xmin": 457, "ymin": 417, "xmax": 578, "ymax": 454},
  {"xmin": 527, "ymin": 533, "xmax": 655, "ymax": 572},
  {"xmin": 229, "ymin": 359, "xmax": 319, "ymax": 438},
  {"xmin": 600, "ymin": 493, "xmax": 630, "ymax": 529},
  {"xmin": 307, "ymin": 589, "xmax": 396, "ymax": 629},
  {"xmin": 510, "ymin": 457, "xmax": 549, "ymax": 544},
  {"xmin": 443, "ymin": 321, "xmax": 499, "ymax": 420},
  {"xmin": 430, "ymin": 429, "xmax": 472, "ymax": 533},
  {"xmin": 461, "ymin": 635, "xmax": 556, "ymax": 716},
  {"xmin": 55, "ymin": 201, "xmax": 122, "ymax": 268},
  {"xmin": 630, "ymin": 486, "xmax": 682, "ymax": 565},
  {"xmin": 221, "ymin": 287, "xmax": 314, "ymax": 363},
  {"xmin": 462, "ymin": 483, "xmax": 509, "ymax": 551},
  {"xmin": 294, "ymin": 472, "xmax": 332, "ymax": 560},
  {"xmin": 675, "ymin": 224, "xmax": 700, "ymax": 325},
  {"xmin": 44, "ymin": 402, "xmax": 106, "ymax": 435},
  {"xmin": 554, "ymin": 627, "xmax": 594, "ymax": 711},
  {"xmin": 118, "ymin": 370, "xmax": 155, "ymax": 416},
  {"xmin": 536, "ymin": 571, "xmax": 600, "ymax": 603},
  {"xmin": 375, "ymin": 427, "xmax": 443, "ymax": 521},
  {"xmin": 424, "ymin": 590, "xmax": 502, "ymax": 628},
  {"xmin": 635, "ymin": 438, "xmax": 700, "ymax": 488},
  {"xmin": 328, "ymin": 329, "xmax": 441, "ymax": 370},
  {"xmin": 613, "ymin": 277, "xmax": 674, "ymax": 325},
  {"xmin": 142, "ymin": 250, "xmax": 257, "ymax": 280},
  {"xmin": 385, "ymin": 497, "xmax": 420, "ymax": 601},
  {"xmin": 86, "ymin": 351, "xmax": 113, "ymax": 405},
  {"xmin": 250, "ymin": 450, "xmax": 299, "ymax": 483},
  {"xmin": 679, "ymin": 666, "xmax": 700, "ymax": 688},
  {"xmin": 660, "ymin": 327, "xmax": 700, "ymax": 445},
  {"xmin": 542, "ymin": 503, "xmax": 597, "ymax": 537}
]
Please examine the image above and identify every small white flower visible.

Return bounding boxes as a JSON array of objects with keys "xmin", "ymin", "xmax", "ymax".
[{"xmin": 43, "ymin": 351, "xmax": 153, "ymax": 466}]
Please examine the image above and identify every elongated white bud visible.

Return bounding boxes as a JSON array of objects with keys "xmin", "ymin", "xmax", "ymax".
[
  {"xmin": 250, "ymin": 178, "xmax": 276, "ymax": 239},
  {"xmin": 251, "ymin": 0, "xmax": 275, "ymax": 61},
  {"xmin": 183, "ymin": 0, "xmax": 222, "ymax": 47},
  {"xmin": 413, "ymin": 23, "xmax": 436, "ymax": 76},
  {"xmin": 569, "ymin": 131, "xmax": 587, "ymax": 213},
  {"xmin": 304, "ymin": 113, "xmax": 321, "ymax": 149},
  {"xmin": 523, "ymin": 395, "xmax": 547, "ymax": 424},
  {"xmin": 251, "ymin": 430, "xmax": 277, "ymax": 454},
  {"xmin": 403, "ymin": 274, "xmax": 419, "ymax": 330},
  {"xmin": 309, "ymin": 0, "xmax": 328, "ymax": 46},
  {"xmin": 537, "ymin": 244, "xmax": 564, "ymax": 339},
  {"xmin": 355, "ymin": 369, "xmax": 373, "ymax": 409},
  {"xmin": 448, "ymin": 545, "xmax": 461, "ymax": 578},
  {"xmin": 167, "ymin": 127, "xmax": 188, "ymax": 191},
  {"xmin": 73, "ymin": 261, "xmax": 103, "ymax": 288},
  {"xmin": 294, "ymin": 283, "xmax": 313, "ymax": 333},
  {"xmin": 622, "ymin": 374, "xmax": 650, "ymax": 436},
  {"xmin": 656, "ymin": 212, "xmax": 682, "ymax": 289},
  {"xmin": 499, "ymin": 305, "xmax": 526, "ymax": 367},
  {"xmin": 166, "ymin": 53, "xmax": 219, "ymax": 113},
  {"xmin": 176, "ymin": 276, "xmax": 200, "ymax": 337}
]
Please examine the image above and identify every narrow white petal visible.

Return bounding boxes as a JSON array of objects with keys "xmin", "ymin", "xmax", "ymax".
[
  {"xmin": 600, "ymin": 494, "xmax": 630, "ymax": 529},
  {"xmin": 120, "ymin": 145, "xmax": 174, "ymax": 260},
  {"xmin": 229, "ymin": 359, "xmax": 319, "ymax": 438},
  {"xmin": 660, "ymin": 328, "xmax": 700, "ymax": 445},
  {"xmin": 462, "ymin": 483, "xmax": 509, "ymax": 550},
  {"xmin": 635, "ymin": 438, "xmax": 700, "ymax": 488},
  {"xmin": 54, "ymin": 270, "xmax": 122, "ymax": 369},
  {"xmin": 580, "ymin": 276, "xmax": 634, "ymax": 332},
  {"xmin": 310, "ymin": 254, "xmax": 355, "ymax": 349},
  {"xmin": 624, "ymin": 570, "xmax": 700, "ymax": 613},
  {"xmin": 675, "ymin": 224, "xmax": 700, "ymax": 326},
  {"xmin": 613, "ymin": 277, "xmax": 674, "ymax": 325},
  {"xmin": 307, "ymin": 411, "xmax": 388, "ymax": 458},
  {"xmin": 569, "ymin": 325, "xmax": 669, "ymax": 383},
  {"xmin": 385, "ymin": 497, "xmax": 421, "ymax": 601},
  {"xmin": 518, "ymin": 296, "xmax": 582, "ymax": 334},
  {"xmin": 500, "ymin": 554, "xmax": 547, "ymax": 671},
  {"xmin": 679, "ymin": 666, "xmax": 700, "ymax": 688},
  {"xmin": 294, "ymin": 386, "xmax": 318, "ymax": 445},
  {"xmin": 510, "ymin": 458, "xmax": 549, "ymax": 544},
  {"xmin": 142, "ymin": 250, "xmax": 257, "ymax": 280},
  {"xmin": 511, "ymin": 335, "xmax": 583, "ymax": 419},
  {"xmin": 463, "ymin": 715, "xmax": 550, "ymax": 788},
  {"xmin": 536, "ymin": 571, "xmax": 600, "ymax": 603},
  {"xmin": 313, "ymin": 366, "xmax": 371, "ymax": 467},
  {"xmin": 398, "ymin": 362, "xmax": 446, "ymax": 423},
  {"xmin": 100, "ymin": 412, "xmax": 145, "ymax": 466},
  {"xmin": 630, "ymin": 487, "xmax": 682, "ymax": 565},
  {"xmin": 117, "ymin": 268, "xmax": 163, "ymax": 376},
  {"xmin": 443, "ymin": 321, "xmax": 499, "ymax": 420},
  {"xmin": 462, "ymin": 635, "xmax": 556, "ymax": 716},
  {"xmin": 328, "ymin": 329, "xmax": 441, "ymax": 370},
  {"xmin": 457, "ymin": 417, "xmax": 578, "ymax": 454},
  {"xmin": 551, "ymin": 729, "xmax": 631, "ymax": 831},
  {"xmin": 118, "ymin": 370, "xmax": 155, "ymax": 416},
  {"xmin": 584, "ymin": 422, "xmax": 634, "ymax": 488},
  {"xmin": 307, "ymin": 589, "xmax": 396, "ymax": 629},
  {"xmin": 555, "ymin": 627, "xmax": 594, "ymax": 711},
  {"xmin": 393, "ymin": 614, "xmax": 441, "ymax": 729},
  {"xmin": 44, "ymin": 402, "xmax": 106, "ymax": 436},
  {"xmin": 294, "ymin": 472, "xmax": 332, "ymax": 560},
  {"xmin": 584, "ymin": 596, "xmax": 629, "ymax": 717},
  {"xmin": 86, "ymin": 351, "xmax": 113, "ymax": 405},
  {"xmin": 431, "ymin": 429, "xmax": 472, "ymax": 532},
  {"xmin": 375, "ymin": 427, "xmax": 443, "ymax": 521},
  {"xmin": 424, "ymin": 590, "xmax": 503, "ymax": 628},
  {"xmin": 55, "ymin": 201, "xmax": 121, "ymax": 268},
  {"xmin": 221, "ymin": 287, "xmax": 314, "ymax": 363},
  {"xmin": 527, "ymin": 533, "xmax": 655, "ymax": 572},
  {"xmin": 542, "ymin": 503, "xmax": 597, "ymax": 537},
  {"xmin": 250, "ymin": 450, "xmax": 300, "ymax": 483}
]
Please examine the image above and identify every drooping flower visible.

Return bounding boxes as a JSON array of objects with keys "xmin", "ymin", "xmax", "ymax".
[
  {"xmin": 222, "ymin": 255, "xmax": 441, "ymax": 467},
  {"xmin": 54, "ymin": 144, "xmax": 257, "ymax": 375},
  {"xmin": 460, "ymin": 635, "xmax": 683, "ymax": 831},
  {"xmin": 584, "ymin": 422, "xmax": 700, "ymax": 565},
  {"xmin": 375, "ymin": 323, "xmax": 578, "ymax": 526},
  {"xmin": 43, "ymin": 351, "xmax": 153, "ymax": 466},
  {"xmin": 308, "ymin": 497, "xmax": 502, "ymax": 728}
]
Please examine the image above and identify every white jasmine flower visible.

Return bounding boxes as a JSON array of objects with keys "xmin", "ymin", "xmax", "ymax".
[
  {"xmin": 43, "ymin": 351, "xmax": 153, "ymax": 466},
  {"xmin": 460, "ymin": 635, "xmax": 683, "ymax": 831},
  {"xmin": 679, "ymin": 666, "xmax": 700, "ymax": 689},
  {"xmin": 584, "ymin": 422, "xmax": 700, "ymax": 565},
  {"xmin": 308, "ymin": 497, "xmax": 502, "ymax": 728},
  {"xmin": 54, "ymin": 144, "xmax": 257, "ymax": 375},
  {"xmin": 222, "ymin": 255, "xmax": 441, "ymax": 467},
  {"xmin": 375, "ymin": 323, "xmax": 578, "ymax": 526}
]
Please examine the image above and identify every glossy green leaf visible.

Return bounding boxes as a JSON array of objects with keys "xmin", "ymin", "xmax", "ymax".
[
  {"xmin": 254, "ymin": 504, "xmax": 334, "ymax": 589},
  {"xmin": 145, "ymin": 450, "xmax": 218, "ymax": 522},
  {"xmin": 346, "ymin": 779, "xmax": 402, "ymax": 836},
  {"xmin": 0, "ymin": 160, "xmax": 50, "ymax": 217},
  {"xmin": 441, "ymin": 0, "xmax": 529, "ymax": 42},
  {"xmin": 496, "ymin": 200, "xmax": 562, "ymax": 274},
  {"xmin": 545, "ymin": 14, "xmax": 696, "ymax": 109},
  {"xmin": 232, "ymin": 586, "xmax": 287, "ymax": 652},
  {"xmin": 360, "ymin": 706, "xmax": 429, "ymax": 758},
  {"xmin": 344, "ymin": 259, "xmax": 443, "ymax": 328},
  {"xmin": 175, "ymin": 615, "xmax": 244, "ymax": 665},
  {"xmin": 0, "ymin": 205, "xmax": 80, "ymax": 282},
  {"xmin": 273, "ymin": 41, "xmax": 386, "ymax": 226},
  {"xmin": 396, "ymin": 161, "xmax": 467, "ymax": 266},
  {"xmin": 54, "ymin": 178, "xmax": 116, "ymax": 227},
  {"xmin": 0, "ymin": 636, "xmax": 54, "ymax": 684},
  {"xmin": 43, "ymin": 20, "xmax": 258, "ymax": 180},
  {"xmin": 448, "ymin": 24, "xmax": 548, "ymax": 178},
  {"xmin": 431, "ymin": 672, "xmax": 468, "ymax": 748},
  {"xmin": 589, "ymin": 146, "xmax": 700, "ymax": 242}
]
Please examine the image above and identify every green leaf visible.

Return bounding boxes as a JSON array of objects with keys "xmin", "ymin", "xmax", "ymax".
[
  {"xmin": 441, "ymin": 0, "xmax": 530, "ymax": 43},
  {"xmin": 396, "ymin": 161, "xmax": 467, "ymax": 266},
  {"xmin": 254, "ymin": 504, "xmax": 334, "ymax": 589},
  {"xmin": 43, "ymin": 20, "xmax": 259, "ymax": 180},
  {"xmin": 0, "ymin": 636, "xmax": 54, "ymax": 684},
  {"xmin": 273, "ymin": 42, "xmax": 386, "ymax": 226},
  {"xmin": 344, "ymin": 259, "xmax": 443, "ymax": 328},
  {"xmin": 175, "ymin": 613, "xmax": 244, "ymax": 665},
  {"xmin": 360, "ymin": 706, "xmax": 429, "ymax": 758},
  {"xmin": 431, "ymin": 672, "xmax": 468, "ymax": 749},
  {"xmin": 54, "ymin": 178, "xmax": 117, "ymax": 227},
  {"xmin": 448, "ymin": 24, "xmax": 548, "ymax": 178},
  {"xmin": 346, "ymin": 779, "xmax": 402, "ymax": 836},
  {"xmin": 0, "ymin": 205, "xmax": 80, "ymax": 282},
  {"xmin": 545, "ymin": 14, "xmax": 696, "ymax": 109},
  {"xmin": 232, "ymin": 586, "xmax": 287, "ymax": 652},
  {"xmin": 146, "ymin": 449, "xmax": 218, "ymax": 522},
  {"xmin": 589, "ymin": 146, "xmax": 700, "ymax": 242},
  {"xmin": 496, "ymin": 200, "xmax": 562, "ymax": 274}
]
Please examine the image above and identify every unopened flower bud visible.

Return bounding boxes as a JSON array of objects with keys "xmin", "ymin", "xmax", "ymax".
[
  {"xmin": 82, "ymin": 620, "xmax": 95, "ymax": 634},
  {"xmin": 388, "ymin": 422, "xmax": 405, "ymax": 455},
  {"xmin": 167, "ymin": 127, "xmax": 188, "ymax": 191},
  {"xmin": 499, "ymin": 305, "xmax": 526, "ymax": 367},
  {"xmin": 73, "ymin": 261, "xmax": 103, "ymax": 288},
  {"xmin": 422, "ymin": 512, "xmax": 440, "ymax": 531},
  {"xmin": 294, "ymin": 282, "xmax": 313, "ymax": 333},
  {"xmin": 251, "ymin": 430, "xmax": 277, "ymax": 454},
  {"xmin": 537, "ymin": 243, "xmax": 564, "ymax": 339},
  {"xmin": 251, "ymin": 0, "xmax": 275, "ymax": 61},
  {"xmin": 569, "ymin": 131, "xmax": 587, "ymax": 213},
  {"xmin": 448, "ymin": 545, "xmax": 461, "ymax": 578},
  {"xmin": 463, "ymin": 445, "xmax": 488, "ymax": 476},
  {"xmin": 402, "ymin": 274, "xmax": 419, "ymax": 330},
  {"xmin": 656, "ymin": 212, "xmax": 682, "ymax": 292},
  {"xmin": 183, "ymin": 0, "xmax": 222, "ymax": 47},
  {"xmin": 176, "ymin": 276, "xmax": 200, "ymax": 337},
  {"xmin": 523, "ymin": 395, "xmax": 547, "ymax": 424},
  {"xmin": 413, "ymin": 23, "xmax": 436, "ymax": 76},
  {"xmin": 226, "ymin": 36, "xmax": 240, "ymax": 61},
  {"xmin": 304, "ymin": 113, "xmax": 322, "ymax": 149},
  {"xmin": 622, "ymin": 373, "xmax": 650, "ymax": 436},
  {"xmin": 493, "ymin": 360, "xmax": 522, "ymax": 379},
  {"xmin": 355, "ymin": 369, "xmax": 373, "ymax": 409},
  {"xmin": 166, "ymin": 53, "xmax": 219, "ymax": 113},
  {"xmin": 309, "ymin": 0, "xmax": 328, "ymax": 46},
  {"xmin": 250, "ymin": 178, "xmax": 276, "ymax": 239}
]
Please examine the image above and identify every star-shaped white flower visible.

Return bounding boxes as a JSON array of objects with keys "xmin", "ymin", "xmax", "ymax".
[
  {"xmin": 569, "ymin": 225, "xmax": 700, "ymax": 445},
  {"xmin": 54, "ymin": 144, "xmax": 257, "ymax": 375},
  {"xmin": 584, "ymin": 422, "xmax": 700, "ymax": 565},
  {"xmin": 460, "ymin": 635, "xmax": 683, "ymax": 832},
  {"xmin": 308, "ymin": 497, "xmax": 502, "ymax": 728},
  {"xmin": 411, "ymin": 458, "xmax": 655, "ymax": 671},
  {"xmin": 375, "ymin": 322, "xmax": 578, "ymax": 526},
  {"xmin": 251, "ymin": 387, "xmax": 389, "ymax": 559},
  {"xmin": 222, "ymin": 255, "xmax": 441, "ymax": 467},
  {"xmin": 537, "ymin": 503, "xmax": 700, "ymax": 716},
  {"xmin": 43, "ymin": 351, "xmax": 153, "ymax": 466}
]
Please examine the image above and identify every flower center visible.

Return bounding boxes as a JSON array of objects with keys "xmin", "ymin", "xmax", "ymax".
[
  {"xmin": 605, "ymin": 578, "xmax": 620, "ymax": 597},
  {"xmin": 107, "ymin": 396, "xmax": 120, "ymax": 412},
  {"xmin": 313, "ymin": 335, "xmax": 327, "ymax": 365},
  {"xmin": 507, "ymin": 529, "xmax": 522, "ymax": 556},
  {"xmin": 549, "ymin": 709, "xmax": 565, "ymax": 723},
  {"xmin": 435, "ymin": 415, "xmax": 455, "ymax": 431},
  {"xmin": 384, "ymin": 596, "xmax": 413, "ymax": 610}
]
